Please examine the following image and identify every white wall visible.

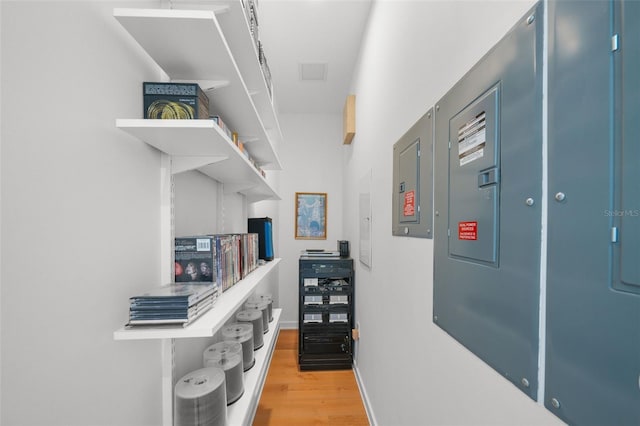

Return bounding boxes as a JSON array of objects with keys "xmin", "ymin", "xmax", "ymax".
[
  {"xmin": 174, "ymin": 171, "xmax": 221, "ymax": 236},
  {"xmin": 0, "ymin": 1, "xmax": 3, "ymax": 421},
  {"xmin": 343, "ymin": 1, "xmax": 564, "ymax": 425},
  {"xmin": 274, "ymin": 113, "xmax": 345, "ymax": 328},
  {"xmin": 1, "ymin": 1, "xmax": 166, "ymax": 425}
]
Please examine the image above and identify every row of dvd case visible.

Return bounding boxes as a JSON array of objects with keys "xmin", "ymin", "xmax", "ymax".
[
  {"xmin": 175, "ymin": 233, "xmax": 260, "ymax": 294},
  {"xmin": 242, "ymin": 0, "xmax": 273, "ymax": 101}
]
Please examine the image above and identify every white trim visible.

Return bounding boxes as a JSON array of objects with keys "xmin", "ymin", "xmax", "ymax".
[
  {"xmin": 536, "ymin": 0, "xmax": 549, "ymax": 405},
  {"xmin": 353, "ymin": 361, "xmax": 377, "ymax": 426},
  {"xmin": 279, "ymin": 320, "xmax": 298, "ymax": 330}
]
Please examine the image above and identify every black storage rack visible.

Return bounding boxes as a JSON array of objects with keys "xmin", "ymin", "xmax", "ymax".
[{"xmin": 298, "ymin": 256, "xmax": 354, "ymax": 370}]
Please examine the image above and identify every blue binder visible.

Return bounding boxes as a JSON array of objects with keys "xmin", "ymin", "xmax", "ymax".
[{"xmin": 248, "ymin": 217, "xmax": 274, "ymax": 261}]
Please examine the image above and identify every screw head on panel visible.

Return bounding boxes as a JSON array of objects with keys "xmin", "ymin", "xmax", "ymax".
[
  {"xmin": 521, "ymin": 378, "xmax": 530, "ymax": 388},
  {"xmin": 527, "ymin": 14, "xmax": 535, "ymax": 25},
  {"xmin": 555, "ymin": 192, "xmax": 566, "ymax": 202},
  {"xmin": 434, "ymin": 315, "xmax": 438, "ymax": 321},
  {"xmin": 551, "ymin": 398, "xmax": 561, "ymax": 409},
  {"xmin": 525, "ymin": 198, "xmax": 535, "ymax": 206},
  {"xmin": 435, "ymin": 211, "xmax": 439, "ymax": 216}
]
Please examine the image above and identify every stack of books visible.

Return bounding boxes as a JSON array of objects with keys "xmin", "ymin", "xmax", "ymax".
[{"xmin": 127, "ymin": 282, "xmax": 218, "ymax": 327}]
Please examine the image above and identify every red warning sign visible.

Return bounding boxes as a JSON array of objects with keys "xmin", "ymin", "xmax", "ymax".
[
  {"xmin": 403, "ymin": 190, "xmax": 415, "ymax": 216},
  {"xmin": 458, "ymin": 221, "xmax": 477, "ymax": 240}
]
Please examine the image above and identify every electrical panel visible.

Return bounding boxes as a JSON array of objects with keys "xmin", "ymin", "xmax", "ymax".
[
  {"xmin": 433, "ymin": 2, "xmax": 543, "ymax": 399},
  {"xmin": 392, "ymin": 110, "xmax": 433, "ymax": 238},
  {"xmin": 545, "ymin": 1, "xmax": 640, "ymax": 424}
]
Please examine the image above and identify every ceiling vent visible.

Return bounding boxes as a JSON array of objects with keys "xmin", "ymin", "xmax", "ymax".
[{"xmin": 299, "ymin": 63, "xmax": 328, "ymax": 81}]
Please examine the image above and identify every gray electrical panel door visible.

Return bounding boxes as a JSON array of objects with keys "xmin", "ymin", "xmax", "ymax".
[
  {"xmin": 448, "ymin": 87, "xmax": 499, "ymax": 266},
  {"xmin": 392, "ymin": 110, "xmax": 433, "ymax": 238},
  {"xmin": 433, "ymin": 2, "xmax": 542, "ymax": 399},
  {"xmin": 616, "ymin": 1, "xmax": 640, "ymax": 295},
  {"xmin": 545, "ymin": 1, "xmax": 640, "ymax": 424},
  {"xmin": 398, "ymin": 139, "xmax": 419, "ymax": 224}
]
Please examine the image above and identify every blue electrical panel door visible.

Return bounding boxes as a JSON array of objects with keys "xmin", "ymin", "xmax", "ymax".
[
  {"xmin": 545, "ymin": 1, "xmax": 640, "ymax": 424},
  {"xmin": 433, "ymin": 2, "xmax": 543, "ymax": 399}
]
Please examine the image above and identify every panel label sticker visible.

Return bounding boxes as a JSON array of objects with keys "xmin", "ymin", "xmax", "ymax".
[
  {"xmin": 458, "ymin": 112, "xmax": 486, "ymax": 166},
  {"xmin": 404, "ymin": 190, "xmax": 415, "ymax": 216},
  {"xmin": 458, "ymin": 221, "xmax": 478, "ymax": 240}
]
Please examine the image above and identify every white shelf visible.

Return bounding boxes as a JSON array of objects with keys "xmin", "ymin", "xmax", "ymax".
[
  {"xmin": 211, "ymin": 0, "xmax": 284, "ymax": 149},
  {"xmin": 113, "ymin": 7, "xmax": 282, "ymax": 170},
  {"xmin": 159, "ymin": 0, "xmax": 284, "ymax": 149},
  {"xmin": 116, "ymin": 119, "xmax": 279, "ymax": 202},
  {"xmin": 114, "ymin": 7, "xmax": 283, "ymax": 425},
  {"xmin": 228, "ymin": 308, "xmax": 281, "ymax": 426},
  {"xmin": 114, "ymin": 258, "xmax": 281, "ymax": 341}
]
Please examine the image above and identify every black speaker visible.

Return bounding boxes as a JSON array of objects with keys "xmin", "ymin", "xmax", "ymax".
[{"xmin": 338, "ymin": 240, "xmax": 350, "ymax": 257}]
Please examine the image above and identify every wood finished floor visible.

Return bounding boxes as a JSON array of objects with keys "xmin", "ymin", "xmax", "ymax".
[{"xmin": 254, "ymin": 329, "xmax": 369, "ymax": 426}]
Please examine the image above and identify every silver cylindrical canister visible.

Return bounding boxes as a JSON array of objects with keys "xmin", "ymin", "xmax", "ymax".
[
  {"xmin": 235, "ymin": 309, "xmax": 264, "ymax": 349},
  {"xmin": 221, "ymin": 322, "xmax": 255, "ymax": 371}
]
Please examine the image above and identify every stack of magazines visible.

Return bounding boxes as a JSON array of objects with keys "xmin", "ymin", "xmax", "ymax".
[{"xmin": 127, "ymin": 282, "xmax": 218, "ymax": 327}]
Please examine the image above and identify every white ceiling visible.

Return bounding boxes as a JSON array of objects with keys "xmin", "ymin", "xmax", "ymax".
[{"xmin": 257, "ymin": 0, "xmax": 373, "ymax": 114}]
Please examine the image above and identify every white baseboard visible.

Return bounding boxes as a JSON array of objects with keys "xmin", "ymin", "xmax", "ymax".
[
  {"xmin": 353, "ymin": 361, "xmax": 377, "ymax": 426},
  {"xmin": 279, "ymin": 320, "xmax": 298, "ymax": 330}
]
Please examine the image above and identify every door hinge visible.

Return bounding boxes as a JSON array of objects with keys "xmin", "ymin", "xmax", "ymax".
[
  {"xmin": 447, "ymin": 229, "xmax": 451, "ymax": 237},
  {"xmin": 448, "ymin": 140, "xmax": 451, "ymax": 149},
  {"xmin": 612, "ymin": 34, "xmax": 619, "ymax": 52},
  {"xmin": 611, "ymin": 227, "xmax": 618, "ymax": 243}
]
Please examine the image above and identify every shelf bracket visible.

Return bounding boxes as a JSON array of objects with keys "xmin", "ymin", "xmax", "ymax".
[
  {"xmin": 239, "ymin": 136, "xmax": 260, "ymax": 145},
  {"xmin": 167, "ymin": 1, "xmax": 230, "ymax": 15},
  {"xmin": 161, "ymin": 338, "xmax": 175, "ymax": 426},
  {"xmin": 210, "ymin": 4, "xmax": 230, "ymax": 15},
  {"xmin": 172, "ymin": 79, "xmax": 230, "ymax": 91},
  {"xmin": 172, "ymin": 155, "xmax": 228, "ymax": 174},
  {"xmin": 224, "ymin": 182, "xmax": 259, "ymax": 195}
]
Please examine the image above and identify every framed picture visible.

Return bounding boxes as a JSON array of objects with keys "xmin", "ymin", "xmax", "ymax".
[{"xmin": 295, "ymin": 192, "xmax": 327, "ymax": 239}]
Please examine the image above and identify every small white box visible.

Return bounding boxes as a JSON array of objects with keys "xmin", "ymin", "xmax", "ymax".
[{"xmin": 303, "ymin": 313, "xmax": 322, "ymax": 323}]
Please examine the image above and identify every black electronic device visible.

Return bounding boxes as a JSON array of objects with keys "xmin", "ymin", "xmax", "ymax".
[{"xmin": 338, "ymin": 240, "xmax": 350, "ymax": 257}]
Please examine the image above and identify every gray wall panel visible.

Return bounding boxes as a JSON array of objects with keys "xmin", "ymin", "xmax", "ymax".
[
  {"xmin": 392, "ymin": 109, "xmax": 434, "ymax": 238},
  {"xmin": 546, "ymin": 1, "xmax": 640, "ymax": 424},
  {"xmin": 617, "ymin": 1, "xmax": 640, "ymax": 293},
  {"xmin": 433, "ymin": 2, "xmax": 543, "ymax": 399}
]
